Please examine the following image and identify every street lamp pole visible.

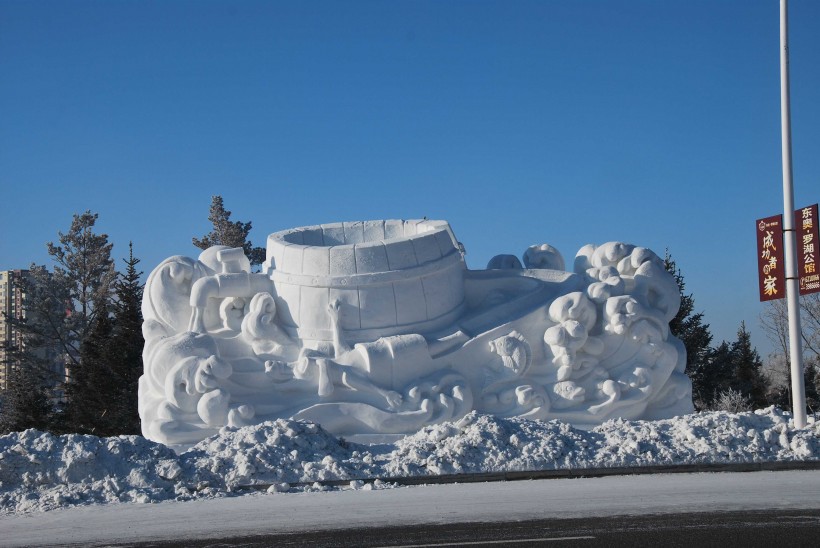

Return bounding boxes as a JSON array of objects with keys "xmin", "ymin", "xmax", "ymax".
[{"xmin": 779, "ymin": 0, "xmax": 807, "ymax": 428}]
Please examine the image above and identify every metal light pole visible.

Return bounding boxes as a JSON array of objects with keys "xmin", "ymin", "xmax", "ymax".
[{"xmin": 779, "ymin": 0, "xmax": 807, "ymax": 428}]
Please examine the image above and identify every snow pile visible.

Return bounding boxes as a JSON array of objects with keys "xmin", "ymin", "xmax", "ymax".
[
  {"xmin": 184, "ymin": 419, "xmax": 379, "ymax": 486},
  {"xmin": 384, "ymin": 414, "xmax": 592, "ymax": 476},
  {"xmin": 0, "ymin": 430, "xmax": 217, "ymax": 514},
  {"xmin": 0, "ymin": 407, "xmax": 817, "ymax": 515},
  {"xmin": 384, "ymin": 408, "xmax": 820, "ymax": 475},
  {"xmin": 594, "ymin": 409, "xmax": 820, "ymax": 465}
]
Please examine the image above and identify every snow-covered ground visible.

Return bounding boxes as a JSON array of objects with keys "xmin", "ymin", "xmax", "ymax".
[{"xmin": 1, "ymin": 407, "xmax": 818, "ymax": 517}]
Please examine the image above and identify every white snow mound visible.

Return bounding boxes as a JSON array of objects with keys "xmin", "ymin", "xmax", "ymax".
[{"xmin": 0, "ymin": 407, "xmax": 817, "ymax": 515}]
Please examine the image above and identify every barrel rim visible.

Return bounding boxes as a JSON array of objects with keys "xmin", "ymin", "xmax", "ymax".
[{"xmin": 268, "ymin": 219, "xmax": 454, "ymax": 250}]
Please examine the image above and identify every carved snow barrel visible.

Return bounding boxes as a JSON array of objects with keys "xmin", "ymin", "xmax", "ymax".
[{"xmin": 265, "ymin": 220, "xmax": 466, "ymax": 345}]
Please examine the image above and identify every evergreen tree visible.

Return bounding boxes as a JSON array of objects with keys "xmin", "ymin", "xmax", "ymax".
[
  {"xmin": 49, "ymin": 212, "xmax": 117, "ymax": 432},
  {"xmin": 664, "ymin": 252, "xmax": 713, "ymax": 409},
  {"xmin": 62, "ymin": 312, "xmax": 114, "ymax": 434},
  {"xmin": 728, "ymin": 321, "xmax": 768, "ymax": 409},
  {"xmin": 0, "ymin": 360, "xmax": 53, "ymax": 434},
  {"xmin": 4, "ymin": 212, "xmax": 117, "ymax": 433},
  {"xmin": 107, "ymin": 243, "xmax": 144, "ymax": 434},
  {"xmin": 58, "ymin": 243, "xmax": 145, "ymax": 436},
  {"xmin": 192, "ymin": 195, "xmax": 265, "ymax": 266},
  {"xmin": 46, "ymin": 211, "xmax": 117, "ymax": 374},
  {"xmin": 701, "ymin": 341, "xmax": 735, "ymax": 409}
]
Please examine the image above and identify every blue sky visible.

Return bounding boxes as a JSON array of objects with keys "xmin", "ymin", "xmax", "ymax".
[{"xmin": 1, "ymin": 0, "xmax": 818, "ymax": 358}]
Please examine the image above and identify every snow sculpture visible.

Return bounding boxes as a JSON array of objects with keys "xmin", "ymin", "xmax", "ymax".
[{"xmin": 140, "ymin": 220, "xmax": 693, "ymax": 450}]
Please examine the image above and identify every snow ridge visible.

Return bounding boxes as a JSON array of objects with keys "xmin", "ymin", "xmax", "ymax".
[{"xmin": 0, "ymin": 407, "xmax": 817, "ymax": 515}]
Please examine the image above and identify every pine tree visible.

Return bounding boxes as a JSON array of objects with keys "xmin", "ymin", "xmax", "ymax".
[
  {"xmin": 3, "ymin": 212, "xmax": 117, "ymax": 433},
  {"xmin": 107, "ymin": 243, "xmax": 144, "ymax": 435},
  {"xmin": 664, "ymin": 252, "xmax": 713, "ymax": 409},
  {"xmin": 58, "ymin": 243, "xmax": 145, "ymax": 436},
  {"xmin": 728, "ymin": 321, "xmax": 768, "ymax": 409},
  {"xmin": 49, "ymin": 212, "xmax": 117, "ymax": 433},
  {"xmin": 192, "ymin": 195, "xmax": 265, "ymax": 266},
  {"xmin": 62, "ymin": 312, "xmax": 114, "ymax": 434},
  {"xmin": 48, "ymin": 211, "xmax": 117, "ymax": 333},
  {"xmin": 702, "ymin": 341, "xmax": 735, "ymax": 408},
  {"xmin": 1, "ymin": 212, "xmax": 124, "ymax": 433},
  {"xmin": 0, "ymin": 361, "xmax": 53, "ymax": 434},
  {"xmin": 39, "ymin": 211, "xmax": 117, "ymax": 381}
]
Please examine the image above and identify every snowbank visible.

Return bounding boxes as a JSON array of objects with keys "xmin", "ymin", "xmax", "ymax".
[{"xmin": 1, "ymin": 407, "xmax": 817, "ymax": 515}]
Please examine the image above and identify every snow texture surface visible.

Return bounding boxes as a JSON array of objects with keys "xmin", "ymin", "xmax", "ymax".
[{"xmin": 1, "ymin": 408, "xmax": 818, "ymax": 515}]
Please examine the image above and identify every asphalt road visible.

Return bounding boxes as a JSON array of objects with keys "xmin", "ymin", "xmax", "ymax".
[{"xmin": 141, "ymin": 509, "xmax": 820, "ymax": 547}]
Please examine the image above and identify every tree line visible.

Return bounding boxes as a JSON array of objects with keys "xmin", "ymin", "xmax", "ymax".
[
  {"xmin": 0, "ymin": 197, "xmax": 261, "ymax": 435},
  {"xmin": 665, "ymin": 254, "xmax": 820, "ymax": 413},
  {"xmin": 1, "ymin": 196, "xmax": 818, "ymax": 435},
  {"xmin": 0, "ymin": 211, "xmax": 139, "ymax": 435}
]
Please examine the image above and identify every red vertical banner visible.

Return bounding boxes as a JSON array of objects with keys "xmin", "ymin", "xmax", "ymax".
[
  {"xmin": 795, "ymin": 203, "xmax": 820, "ymax": 295},
  {"xmin": 757, "ymin": 214, "xmax": 786, "ymax": 301}
]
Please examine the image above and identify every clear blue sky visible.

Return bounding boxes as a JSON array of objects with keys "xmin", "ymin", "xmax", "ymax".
[{"xmin": 1, "ymin": 0, "xmax": 818, "ymax": 358}]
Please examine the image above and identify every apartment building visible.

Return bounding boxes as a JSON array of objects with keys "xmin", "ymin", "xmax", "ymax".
[{"xmin": 0, "ymin": 270, "xmax": 30, "ymax": 390}]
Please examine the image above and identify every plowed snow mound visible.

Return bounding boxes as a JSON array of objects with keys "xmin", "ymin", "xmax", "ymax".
[{"xmin": 1, "ymin": 407, "xmax": 817, "ymax": 514}]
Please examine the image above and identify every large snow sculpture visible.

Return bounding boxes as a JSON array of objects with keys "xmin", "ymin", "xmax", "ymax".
[{"xmin": 140, "ymin": 220, "xmax": 693, "ymax": 449}]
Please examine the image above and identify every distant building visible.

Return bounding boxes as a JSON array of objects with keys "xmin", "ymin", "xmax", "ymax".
[
  {"xmin": 0, "ymin": 269, "xmax": 63, "ymax": 394},
  {"xmin": 0, "ymin": 270, "xmax": 30, "ymax": 390}
]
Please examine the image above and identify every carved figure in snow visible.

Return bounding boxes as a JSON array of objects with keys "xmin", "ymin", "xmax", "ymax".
[
  {"xmin": 293, "ymin": 300, "xmax": 403, "ymax": 409},
  {"xmin": 551, "ymin": 381, "xmax": 585, "ymax": 409},
  {"xmin": 480, "ymin": 383, "xmax": 550, "ymax": 419},
  {"xmin": 241, "ymin": 292, "xmax": 296, "ymax": 360},
  {"xmin": 188, "ymin": 247, "xmax": 272, "ymax": 333},
  {"xmin": 589, "ymin": 379, "xmax": 620, "ymax": 415},
  {"xmin": 293, "ymin": 352, "xmax": 403, "ymax": 409},
  {"xmin": 488, "ymin": 331, "xmax": 531, "ymax": 376},
  {"xmin": 544, "ymin": 292, "xmax": 604, "ymax": 381}
]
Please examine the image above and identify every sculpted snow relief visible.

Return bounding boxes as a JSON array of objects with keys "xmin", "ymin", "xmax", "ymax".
[{"xmin": 139, "ymin": 220, "xmax": 693, "ymax": 449}]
